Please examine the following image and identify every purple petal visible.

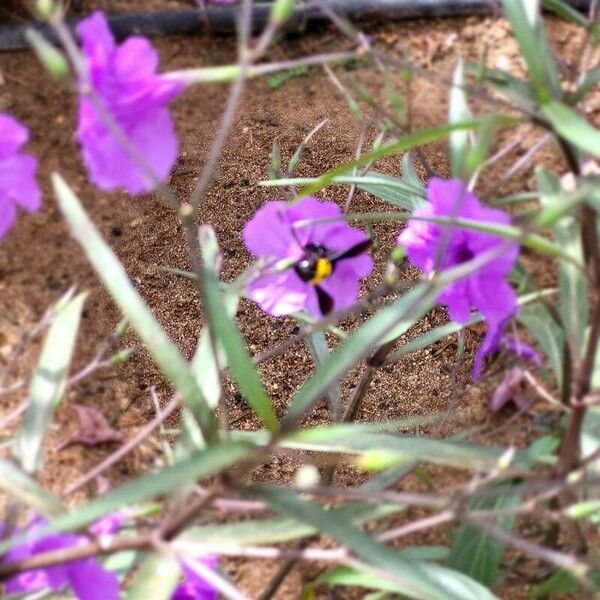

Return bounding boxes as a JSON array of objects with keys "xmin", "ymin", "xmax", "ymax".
[
  {"xmin": 67, "ymin": 558, "xmax": 120, "ymax": 600},
  {"xmin": 242, "ymin": 200, "xmax": 301, "ymax": 259},
  {"xmin": 489, "ymin": 367, "xmax": 530, "ymax": 412},
  {"xmin": 469, "ymin": 276, "xmax": 516, "ymax": 327},
  {"xmin": 0, "ymin": 114, "xmax": 29, "ymax": 158},
  {"xmin": 77, "ymin": 11, "xmax": 115, "ymax": 75},
  {"xmin": 504, "ymin": 337, "xmax": 542, "ymax": 366},
  {"xmin": 472, "ymin": 314, "xmax": 511, "ymax": 379},
  {"xmin": 324, "ymin": 224, "xmax": 371, "ymax": 261},
  {"xmin": 243, "ymin": 196, "xmax": 372, "ymax": 318},
  {"xmin": 439, "ymin": 279, "xmax": 472, "ymax": 324},
  {"xmin": 114, "ymin": 37, "xmax": 159, "ymax": 79},
  {"xmin": 89, "ymin": 513, "xmax": 124, "ymax": 537},
  {"xmin": 173, "ymin": 556, "xmax": 219, "ymax": 600},
  {"xmin": 318, "ymin": 261, "xmax": 368, "ymax": 313},
  {"xmin": 0, "ymin": 154, "xmax": 41, "ymax": 212},
  {"xmin": 246, "ymin": 270, "xmax": 308, "ymax": 316},
  {"xmin": 77, "ymin": 104, "xmax": 178, "ymax": 195},
  {"xmin": 285, "ymin": 197, "xmax": 342, "ymax": 248}
]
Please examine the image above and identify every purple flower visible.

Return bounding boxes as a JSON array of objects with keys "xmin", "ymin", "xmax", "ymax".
[
  {"xmin": 3, "ymin": 517, "xmax": 120, "ymax": 600},
  {"xmin": 0, "ymin": 113, "xmax": 41, "ymax": 239},
  {"xmin": 489, "ymin": 366, "xmax": 530, "ymax": 413},
  {"xmin": 397, "ymin": 178, "xmax": 519, "ymax": 377},
  {"xmin": 504, "ymin": 337, "xmax": 542, "ymax": 366},
  {"xmin": 243, "ymin": 197, "xmax": 373, "ymax": 318},
  {"xmin": 172, "ymin": 556, "xmax": 218, "ymax": 600},
  {"xmin": 76, "ymin": 11, "xmax": 184, "ymax": 195}
]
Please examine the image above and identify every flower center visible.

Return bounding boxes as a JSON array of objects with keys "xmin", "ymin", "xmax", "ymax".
[
  {"xmin": 294, "ymin": 243, "xmax": 334, "ymax": 284},
  {"xmin": 454, "ymin": 242, "xmax": 474, "ymax": 264}
]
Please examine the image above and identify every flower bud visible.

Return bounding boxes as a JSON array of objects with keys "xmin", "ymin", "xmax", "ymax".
[
  {"xmin": 295, "ymin": 464, "xmax": 320, "ymax": 489},
  {"xmin": 36, "ymin": 0, "xmax": 55, "ymax": 18},
  {"xmin": 25, "ymin": 29, "xmax": 69, "ymax": 78},
  {"xmin": 270, "ymin": 0, "xmax": 296, "ymax": 25}
]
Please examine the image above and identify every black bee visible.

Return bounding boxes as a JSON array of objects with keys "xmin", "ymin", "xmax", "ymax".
[{"xmin": 293, "ymin": 239, "xmax": 372, "ymax": 316}]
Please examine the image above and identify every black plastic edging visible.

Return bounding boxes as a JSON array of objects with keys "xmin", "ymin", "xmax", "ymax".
[{"xmin": 0, "ymin": 0, "xmax": 591, "ymax": 51}]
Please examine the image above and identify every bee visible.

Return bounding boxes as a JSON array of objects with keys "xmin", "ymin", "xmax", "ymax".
[{"xmin": 293, "ymin": 239, "xmax": 372, "ymax": 316}]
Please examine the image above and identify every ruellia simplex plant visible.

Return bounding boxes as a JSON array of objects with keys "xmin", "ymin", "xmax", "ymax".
[{"xmin": 0, "ymin": 0, "xmax": 599, "ymax": 598}]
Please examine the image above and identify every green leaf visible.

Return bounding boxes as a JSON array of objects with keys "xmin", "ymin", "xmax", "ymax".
[
  {"xmin": 536, "ymin": 167, "xmax": 588, "ymax": 360},
  {"xmin": 542, "ymin": 0, "xmax": 588, "ymax": 27},
  {"xmin": 468, "ymin": 63, "xmax": 537, "ymax": 114},
  {"xmin": 260, "ymin": 172, "xmax": 426, "ymax": 212},
  {"xmin": 355, "ymin": 171, "xmax": 426, "ymax": 211},
  {"xmin": 52, "ymin": 173, "xmax": 218, "ymax": 442},
  {"xmin": 317, "ymin": 560, "xmax": 496, "ymax": 600},
  {"xmin": 191, "ymin": 294, "xmax": 239, "ymax": 410},
  {"xmin": 0, "ymin": 459, "xmax": 63, "ymax": 516},
  {"xmin": 418, "ymin": 563, "xmax": 498, "ymax": 600},
  {"xmin": 282, "ymin": 284, "xmax": 435, "ymax": 430},
  {"xmin": 14, "ymin": 291, "xmax": 85, "ymax": 473},
  {"xmin": 542, "ymin": 101, "xmax": 600, "ymax": 155},
  {"xmin": 581, "ymin": 406, "xmax": 600, "ymax": 476},
  {"xmin": 0, "ymin": 441, "xmax": 253, "ymax": 555},
  {"xmin": 198, "ymin": 226, "xmax": 278, "ymax": 432},
  {"xmin": 530, "ymin": 569, "xmax": 600, "ymax": 597},
  {"xmin": 518, "ymin": 303, "xmax": 565, "ymax": 387},
  {"xmin": 447, "ymin": 493, "xmax": 520, "ymax": 587},
  {"xmin": 571, "ymin": 64, "xmax": 600, "ymax": 103},
  {"xmin": 126, "ymin": 553, "xmax": 180, "ymax": 600},
  {"xmin": 502, "ymin": 0, "xmax": 561, "ymax": 101},
  {"xmin": 449, "ymin": 59, "xmax": 472, "ymax": 178},
  {"xmin": 298, "ymin": 120, "xmax": 487, "ymax": 197},
  {"xmin": 289, "ymin": 431, "xmax": 519, "ymax": 471},
  {"xmin": 182, "ymin": 502, "xmax": 405, "ymax": 546},
  {"xmin": 401, "ymin": 152, "xmax": 424, "ymax": 191},
  {"xmin": 267, "ymin": 65, "xmax": 309, "ymax": 90},
  {"xmin": 288, "ymin": 119, "xmax": 328, "ymax": 175},
  {"xmin": 258, "ymin": 489, "xmax": 454, "ymax": 600},
  {"xmin": 306, "ymin": 330, "xmax": 341, "ymax": 418}
]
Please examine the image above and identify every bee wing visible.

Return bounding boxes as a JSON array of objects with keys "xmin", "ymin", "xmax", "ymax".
[{"xmin": 331, "ymin": 238, "xmax": 372, "ymax": 262}]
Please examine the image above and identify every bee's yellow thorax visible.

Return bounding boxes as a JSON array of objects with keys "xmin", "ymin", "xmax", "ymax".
[{"xmin": 310, "ymin": 258, "xmax": 333, "ymax": 284}]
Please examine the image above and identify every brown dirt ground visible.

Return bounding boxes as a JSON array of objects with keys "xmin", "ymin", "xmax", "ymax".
[{"xmin": 0, "ymin": 4, "xmax": 586, "ymax": 599}]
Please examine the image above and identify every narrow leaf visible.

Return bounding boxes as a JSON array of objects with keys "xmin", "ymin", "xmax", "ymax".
[
  {"xmin": 542, "ymin": 0, "xmax": 588, "ymax": 27},
  {"xmin": 282, "ymin": 284, "xmax": 435, "ymax": 429},
  {"xmin": 199, "ymin": 226, "xmax": 278, "ymax": 432},
  {"xmin": 126, "ymin": 553, "xmax": 180, "ymax": 600},
  {"xmin": 542, "ymin": 101, "xmax": 600, "ymax": 155},
  {"xmin": 449, "ymin": 59, "xmax": 471, "ymax": 178},
  {"xmin": 182, "ymin": 502, "xmax": 404, "ymax": 547},
  {"xmin": 52, "ymin": 173, "xmax": 218, "ymax": 441},
  {"xmin": 14, "ymin": 292, "xmax": 86, "ymax": 473},
  {"xmin": 502, "ymin": 0, "xmax": 561, "ymax": 101},
  {"xmin": 0, "ymin": 441, "xmax": 253, "ymax": 554},
  {"xmin": 0, "ymin": 459, "xmax": 63, "ymax": 516},
  {"xmin": 401, "ymin": 152, "xmax": 424, "ymax": 191},
  {"xmin": 258, "ymin": 489, "xmax": 453, "ymax": 600},
  {"xmin": 298, "ymin": 120, "xmax": 487, "ymax": 197},
  {"xmin": 448, "ymin": 493, "xmax": 520, "ymax": 586}
]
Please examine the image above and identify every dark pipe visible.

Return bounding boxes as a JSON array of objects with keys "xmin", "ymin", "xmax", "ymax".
[{"xmin": 0, "ymin": 0, "xmax": 591, "ymax": 51}]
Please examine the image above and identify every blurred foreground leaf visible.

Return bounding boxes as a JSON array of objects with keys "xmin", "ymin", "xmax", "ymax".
[
  {"xmin": 448, "ymin": 493, "xmax": 520, "ymax": 587},
  {"xmin": 52, "ymin": 173, "xmax": 218, "ymax": 442},
  {"xmin": 199, "ymin": 226, "xmax": 278, "ymax": 432},
  {"xmin": 14, "ymin": 291, "xmax": 85, "ymax": 474},
  {"xmin": 126, "ymin": 553, "xmax": 180, "ymax": 600},
  {"xmin": 259, "ymin": 489, "xmax": 497, "ymax": 600}
]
